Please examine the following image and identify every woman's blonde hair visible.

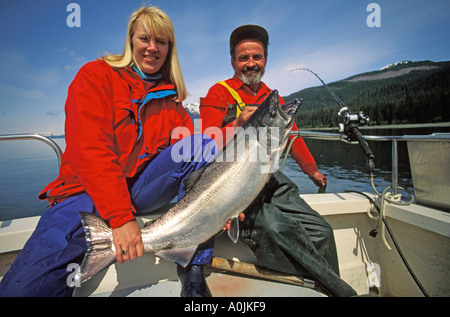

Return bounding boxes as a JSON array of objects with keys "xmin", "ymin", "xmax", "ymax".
[{"xmin": 100, "ymin": 6, "xmax": 187, "ymax": 102}]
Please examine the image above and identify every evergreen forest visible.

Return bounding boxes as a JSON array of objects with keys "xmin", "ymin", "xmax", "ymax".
[{"xmin": 283, "ymin": 60, "xmax": 450, "ymax": 128}]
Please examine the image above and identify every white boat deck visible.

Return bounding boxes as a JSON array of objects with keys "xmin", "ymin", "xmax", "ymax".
[{"xmin": 1, "ymin": 192, "xmax": 449, "ymax": 297}]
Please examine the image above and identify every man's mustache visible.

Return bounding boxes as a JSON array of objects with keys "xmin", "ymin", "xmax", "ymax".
[{"xmin": 243, "ymin": 66, "xmax": 261, "ymax": 73}]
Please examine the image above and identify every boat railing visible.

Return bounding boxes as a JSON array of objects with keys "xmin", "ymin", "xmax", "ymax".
[
  {"xmin": 0, "ymin": 132, "xmax": 63, "ymax": 167},
  {"xmin": 286, "ymin": 130, "xmax": 450, "ymax": 197},
  {"xmin": 2, "ymin": 130, "xmax": 449, "ymax": 197}
]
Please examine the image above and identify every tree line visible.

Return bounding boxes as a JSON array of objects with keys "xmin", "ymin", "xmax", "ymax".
[{"xmin": 284, "ymin": 61, "xmax": 450, "ymax": 128}]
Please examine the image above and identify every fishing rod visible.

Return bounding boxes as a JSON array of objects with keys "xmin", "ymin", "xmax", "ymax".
[
  {"xmin": 290, "ymin": 68, "xmax": 375, "ymax": 174},
  {"xmin": 289, "ymin": 69, "xmax": 429, "ymax": 296}
]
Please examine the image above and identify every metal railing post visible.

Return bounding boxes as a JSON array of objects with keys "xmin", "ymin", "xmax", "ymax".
[
  {"xmin": 392, "ymin": 139, "xmax": 398, "ymax": 195},
  {"xmin": 0, "ymin": 133, "xmax": 63, "ymax": 167}
]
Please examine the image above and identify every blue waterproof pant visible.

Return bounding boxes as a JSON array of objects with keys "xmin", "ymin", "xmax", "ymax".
[{"xmin": 0, "ymin": 134, "xmax": 217, "ymax": 297}]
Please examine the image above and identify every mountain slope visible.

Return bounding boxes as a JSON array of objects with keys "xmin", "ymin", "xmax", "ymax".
[{"xmin": 283, "ymin": 60, "xmax": 450, "ymax": 128}]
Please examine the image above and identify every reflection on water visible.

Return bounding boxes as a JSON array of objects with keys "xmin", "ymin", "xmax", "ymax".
[
  {"xmin": 1, "ymin": 126, "xmax": 449, "ymax": 221},
  {"xmin": 285, "ymin": 125, "xmax": 450, "ymax": 195},
  {"xmin": 281, "ymin": 138, "xmax": 413, "ymax": 195},
  {"xmin": 0, "ymin": 139, "xmax": 64, "ymax": 221}
]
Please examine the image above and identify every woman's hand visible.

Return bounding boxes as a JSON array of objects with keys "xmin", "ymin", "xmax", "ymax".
[{"xmin": 112, "ymin": 220, "xmax": 144, "ymax": 264}]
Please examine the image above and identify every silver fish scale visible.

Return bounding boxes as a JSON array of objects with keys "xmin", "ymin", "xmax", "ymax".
[{"xmin": 140, "ymin": 127, "xmax": 278, "ymax": 254}]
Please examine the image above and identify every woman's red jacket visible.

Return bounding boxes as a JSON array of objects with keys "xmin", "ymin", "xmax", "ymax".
[{"xmin": 39, "ymin": 61, "xmax": 193, "ymax": 229}]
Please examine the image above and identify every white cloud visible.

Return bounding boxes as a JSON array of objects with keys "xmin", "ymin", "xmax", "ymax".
[
  {"xmin": 264, "ymin": 39, "xmax": 392, "ymax": 97},
  {"xmin": 182, "ymin": 35, "xmax": 391, "ymax": 102},
  {"xmin": 45, "ymin": 110, "xmax": 63, "ymax": 117},
  {"xmin": 184, "ymin": 71, "xmax": 230, "ymax": 104},
  {"xmin": 0, "ymin": 83, "xmax": 49, "ymax": 100},
  {"xmin": 60, "ymin": 48, "xmax": 88, "ymax": 73},
  {"xmin": 0, "ymin": 48, "xmax": 68, "ymax": 134}
]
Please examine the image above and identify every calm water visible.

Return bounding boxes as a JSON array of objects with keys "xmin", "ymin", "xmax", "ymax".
[
  {"xmin": 1, "ymin": 126, "xmax": 449, "ymax": 221},
  {"xmin": 0, "ymin": 138, "xmax": 65, "ymax": 221}
]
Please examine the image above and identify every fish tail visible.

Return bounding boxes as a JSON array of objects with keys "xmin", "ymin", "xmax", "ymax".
[{"xmin": 75, "ymin": 212, "xmax": 117, "ymax": 284}]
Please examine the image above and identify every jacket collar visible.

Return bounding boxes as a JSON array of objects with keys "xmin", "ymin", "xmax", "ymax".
[{"xmin": 117, "ymin": 66, "xmax": 176, "ymax": 92}]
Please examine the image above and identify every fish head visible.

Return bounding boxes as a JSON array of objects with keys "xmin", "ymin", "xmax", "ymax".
[
  {"xmin": 240, "ymin": 90, "xmax": 301, "ymax": 173},
  {"xmin": 243, "ymin": 89, "xmax": 301, "ymax": 151}
]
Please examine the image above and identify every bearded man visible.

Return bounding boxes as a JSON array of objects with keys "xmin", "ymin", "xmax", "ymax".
[{"xmin": 198, "ymin": 25, "xmax": 357, "ymax": 297}]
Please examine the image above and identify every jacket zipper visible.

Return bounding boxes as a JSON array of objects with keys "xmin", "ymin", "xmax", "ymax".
[{"xmin": 131, "ymin": 89, "xmax": 177, "ymax": 159}]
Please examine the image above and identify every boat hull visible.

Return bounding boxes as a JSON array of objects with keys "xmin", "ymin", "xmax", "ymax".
[{"xmin": 1, "ymin": 192, "xmax": 448, "ymax": 297}]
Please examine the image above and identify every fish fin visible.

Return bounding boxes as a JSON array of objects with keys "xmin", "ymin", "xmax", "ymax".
[
  {"xmin": 143, "ymin": 219, "xmax": 155, "ymax": 228},
  {"xmin": 227, "ymin": 217, "xmax": 239, "ymax": 244},
  {"xmin": 182, "ymin": 164, "xmax": 210, "ymax": 192},
  {"xmin": 75, "ymin": 212, "xmax": 117, "ymax": 284},
  {"xmin": 155, "ymin": 246, "xmax": 198, "ymax": 268}
]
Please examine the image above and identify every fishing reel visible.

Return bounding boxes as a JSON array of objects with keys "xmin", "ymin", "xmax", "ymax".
[
  {"xmin": 338, "ymin": 107, "xmax": 370, "ymax": 136},
  {"xmin": 338, "ymin": 107, "xmax": 375, "ymax": 174}
]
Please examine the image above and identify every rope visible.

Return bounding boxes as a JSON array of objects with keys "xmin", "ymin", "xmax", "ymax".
[{"xmin": 369, "ymin": 176, "xmax": 415, "ymax": 250}]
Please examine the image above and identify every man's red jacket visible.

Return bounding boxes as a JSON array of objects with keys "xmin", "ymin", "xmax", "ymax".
[
  {"xmin": 39, "ymin": 61, "xmax": 193, "ymax": 229},
  {"xmin": 199, "ymin": 75, "xmax": 318, "ymax": 175}
]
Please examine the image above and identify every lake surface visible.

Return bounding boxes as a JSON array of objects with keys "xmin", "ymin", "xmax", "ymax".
[{"xmin": 1, "ymin": 125, "xmax": 449, "ymax": 221}]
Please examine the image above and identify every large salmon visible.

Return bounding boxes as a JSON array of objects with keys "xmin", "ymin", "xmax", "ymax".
[{"xmin": 75, "ymin": 90, "xmax": 301, "ymax": 283}]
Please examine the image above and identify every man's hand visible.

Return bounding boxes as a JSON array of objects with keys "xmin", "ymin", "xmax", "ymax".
[
  {"xmin": 308, "ymin": 171, "xmax": 328, "ymax": 187},
  {"xmin": 112, "ymin": 220, "xmax": 144, "ymax": 264},
  {"xmin": 222, "ymin": 212, "xmax": 246, "ymax": 231},
  {"xmin": 233, "ymin": 106, "xmax": 257, "ymax": 128}
]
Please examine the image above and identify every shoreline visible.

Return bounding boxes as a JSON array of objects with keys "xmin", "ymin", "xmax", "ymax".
[
  {"xmin": 304, "ymin": 122, "xmax": 450, "ymax": 131},
  {"xmin": 53, "ymin": 121, "xmax": 450, "ymax": 138}
]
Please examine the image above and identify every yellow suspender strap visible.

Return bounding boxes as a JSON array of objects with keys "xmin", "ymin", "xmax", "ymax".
[{"xmin": 217, "ymin": 81, "xmax": 246, "ymax": 118}]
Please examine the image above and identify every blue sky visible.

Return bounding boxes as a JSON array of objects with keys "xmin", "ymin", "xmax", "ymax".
[{"xmin": 0, "ymin": 0, "xmax": 449, "ymax": 135}]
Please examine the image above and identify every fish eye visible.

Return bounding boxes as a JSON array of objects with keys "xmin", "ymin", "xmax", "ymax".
[{"xmin": 270, "ymin": 110, "xmax": 277, "ymax": 117}]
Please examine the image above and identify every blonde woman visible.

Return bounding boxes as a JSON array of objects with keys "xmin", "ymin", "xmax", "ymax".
[{"xmin": 0, "ymin": 6, "xmax": 215, "ymax": 297}]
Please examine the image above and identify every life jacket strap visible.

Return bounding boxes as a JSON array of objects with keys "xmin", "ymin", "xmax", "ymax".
[{"xmin": 217, "ymin": 81, "xmax": 246, "ymax": 118}]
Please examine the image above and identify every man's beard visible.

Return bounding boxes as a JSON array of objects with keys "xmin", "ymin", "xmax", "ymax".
[{"xmin": 238, "ymin": 66, "xmax": 264, "ymax": 85}]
